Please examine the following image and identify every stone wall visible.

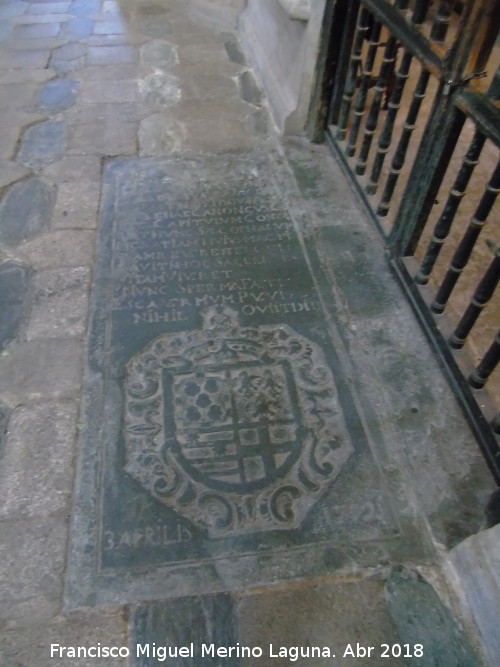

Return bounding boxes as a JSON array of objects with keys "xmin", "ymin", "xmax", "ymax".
[{"xmin": 240, "ymin": 0, "xmax": 325, "ymax": 134}]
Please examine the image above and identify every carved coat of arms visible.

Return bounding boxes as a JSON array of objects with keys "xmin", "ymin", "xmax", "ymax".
[{"xmin": 124, "ymin": 307, "xmax": 352, "ymax": 536}]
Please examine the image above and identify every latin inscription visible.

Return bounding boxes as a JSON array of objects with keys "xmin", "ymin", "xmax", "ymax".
[{"xmin": 111, "ymin": 190, "xmax": 320, "ymax": 327}]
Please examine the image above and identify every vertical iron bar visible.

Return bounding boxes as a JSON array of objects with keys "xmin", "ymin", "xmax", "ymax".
[
  {"xmin": 325, "ymin": 0, "xmax": 361, "ymax": 131},
  {"xmin": 449, "ymin": 250, "xmax": 500, "ymax": 348},
  {"xmin": 377, "ymin": 67, "xmax": 431, "ymax": 216},
  {"xmin": 336, "ymin": 6, "xmax": 370, "ymax": 141},
  {"xmin": 469, "ymin": 331, "xmax": 500, "ymax": 389},
  {"xmin": 430, "ymin": 1, "xmax": 453, "ymax": 42},
  {"xmin": 412, "ymin": 0, "xmax": 432, "ymax": 25},
  {"xmin": 366, "ymin": 1, "xmax": 431, "ymax": 195},
  {"xmin": 492, "ymin": 413, "xmax": 500, "ymax": 435},
  {"xmin": 414, "ymin": 129, "xmax": 486, "ymax": 284},
  {"xmin": 431, "ymin": 158, "xmax": 500, "ymax": 313},
  {"xmin": 355, "ymin": 35, "xmax": 399, "ymax": 175},
  {"xmin": 346, "ymin": 19, "xmax": 383, "ymax": 157}
]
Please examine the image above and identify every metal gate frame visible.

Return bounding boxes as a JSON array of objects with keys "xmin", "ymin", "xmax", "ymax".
[{"xmin": 310, "ymin": 0, "xmax": 500, "ymax": 485}]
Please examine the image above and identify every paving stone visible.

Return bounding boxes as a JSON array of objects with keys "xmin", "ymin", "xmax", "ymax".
[
  {"xmin": 0, "ymin": 23, "xmax": 13, "ymax": 41},
  {"xmin": 130, "ymin": 595, "xmax": 238, "ymax": 666},
  {"xmin": 0, "ymin": 159, "xmax": 31, "ymax": 189},
  {"xmin": 52, "ymin": 180, "xmax": 101, "ymax": 228},
  {"xmin": 0, "ymin": 516, "xmax": 66, "ymax": 624},
  {"xmin": 5, "ymin": 35, "xmax": 68, "ymax": 51},
  {"xmin": 42, "ymin": 154, "xmax": 101, "ymax": 181},
  {"xmin": 93, "ymin": 20, "xmax": 127, "ymax": 35},
  {"xmin": 0, "ymin": 176, "xmax": 55, "ymax": 246},
  {"xmin": 17, "ymin": 120, "xmax": 68, "ymax": 169},
  {"xmin": 0, "ymin": 400, "xmax": 78, "ymax": 518},
  {"xmin": 86, "ymin": 45, "xmax": 136, "ymax": 66},
  {"xmin": 0, "ymin": 260, "xmax": 32, "ymax": 348},
  {"xmin": 132, "ymin": 16, "xmax": 172, "ymax": 40},
  {"xmin": 138, "ymin": 113, "xmax": 186, "ymax": 155},
  {"xmin": 0, "ymin": 1, "xmax": 28, "ymax": 20},
  {"xmin": 170, "ymin": 99, "xmax": 253, "ymax": 152},
  {"xmin": 0, "ymin": 127, "xmax": 22, "ymax": 160},
  {"xmin": 140, "ymin": 39, "xmax": 178, "ymax": 68},
  {"xmin": 0, "ymin": 609, "xmax": 128, "ymax": 666},
  {"xmin": 86, "ymin": 33, "xmax": 134, "ymax": 46},
  {"xmin": 138, "ymin": 71, "xmax": 181, "ymax": 109},
  {"xmin": 79, "ymin": 78, "xmax": 137, "ymax": 104},
  {"xmin": 0, "ymin": 48, "xmax": 50, "ymax": 68},
  {"xmin": 68, "ymin": 120, "xmax": 137, "ymax": 156},
  {"xmin": 18, "ymin": 228, "xmax": 95, "ymax": 269},
  {"xmin": 50, "ymin": 41, "xmax": 87, "ymax": 73},
  {"xmin": 63, "ymin": 101, "xmax": 139, "ymax": 125},
  {"xmin": 26, "ymin": 266, "xmax": 90, "ymax": 339},
  {"xmin": 13, "ymin": 21, "xmax": 61, "ymax": 39},
  {"xmin": 224, "ymin": 37, "xmax": 245, "ymax": 65},
  {"xmin": 385, "ymin": 567, "xmax": 480, "ymax": 666},
  {"xmin": 69, "ymin": 0, "xmax": 100, "ymax": 15},
  {"xmin": 28, "ymin": 1, "xmax": 71, "ymax": 13},
  {"xmin": 239, "ymin": 69, "xmax": 261, "ymax": 106},
  {"xmin": 0, "ymin": 338, "xmax": 82, "ymax": 403},
  {"xmin": 62, "ymin": 16, "xmax": 94, "ymax": 39},
  {"xmin": 0, "ymin": 399, "xmax": 10, "ymax": 451},
  {"xmin": 34, "ymin": 76, "xmax": 79, "ymax": 112},
  {"xmin": 0, "ymin": 67, "xmax": 54, "ymax": 84},
  {"xmin": 180, "ymin": 66, "xmax": 239, "ymax": 102},
  {"xmin": 238, "ymin": 578, "xmax": 404, "ymax": 666},
  {"xmin": 1, "ymin": 108, "xmax": 47, "ymax": 128},
  {"xmin": 75, "ymin": 63, "xmax": 137, "ymax": 80},
  {"xmin": 8, "ymin": 12, "xmax": 70, "ymax": 23}
]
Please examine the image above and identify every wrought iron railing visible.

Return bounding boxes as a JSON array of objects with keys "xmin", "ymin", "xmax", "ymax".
[{"xmin": 317, "ymin": 0, "xmax": 500, "ymax": 484}]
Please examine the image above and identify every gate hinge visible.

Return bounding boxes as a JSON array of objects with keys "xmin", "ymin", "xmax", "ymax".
[{"xmin": 443, "ymin": 71, "xmax": 487, "ymax": 96}]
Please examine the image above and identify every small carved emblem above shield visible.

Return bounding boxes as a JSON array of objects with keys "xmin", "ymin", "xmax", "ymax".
[{"xmin": 123, "ymin": 307, "xmax": 353, "ymax": 536}]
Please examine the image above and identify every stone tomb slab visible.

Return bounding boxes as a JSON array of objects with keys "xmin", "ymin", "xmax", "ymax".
[{"xmin": 66, "ymin": 153, "xmax": 420, "ymax": 607}]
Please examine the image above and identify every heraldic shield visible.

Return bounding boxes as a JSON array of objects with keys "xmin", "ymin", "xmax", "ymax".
[{"xmin": 124, "ymin": 307, "xmax": 353, "ymax": 536}]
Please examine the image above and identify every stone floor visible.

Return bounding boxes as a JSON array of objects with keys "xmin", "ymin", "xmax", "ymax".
[{"xmin": 0, "ymin": 0, "xmax": 498, "ymax": 665}]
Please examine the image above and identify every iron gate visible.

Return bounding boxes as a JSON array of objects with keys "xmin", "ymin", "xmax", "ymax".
[{"xmin": 314, "ymin": 0, "xmax": 500, "ymax": 484}]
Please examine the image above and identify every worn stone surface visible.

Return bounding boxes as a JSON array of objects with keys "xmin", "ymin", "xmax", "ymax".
[
  {"xmin": 26, "ymin": 266, "xmax": 90, "ymax": 339},
  {"xmin": 0, "ymin": 339, "xmax": 82, "ymax": 404},
  {"xmin": 0, "ymin": 399, "xmax": 10, "ymax": 450},
  {"xmin": 138, "ymin": 70, "xmax": 181, "ymax": 109},
  {"xmin": 67, "ymin": 119, "xmax": 136, "ymax": 155},
  {"xmin": 449, "ymin": 526, "xmax": 500, "ymax": 666},
  {"xmin": 0, "ymin": 0, "xmax": 496, "ymax": 662},
  {"xmin": 34, "ymin": 76, "xmax": 79, "ymax": 112},
  {"xmin": 0, "ymin": 81, "xmax": 37, "ymax": 109},
  {"xmin": 140, "ymin": 39, "xmax": 178, "ymax": 69},
  {"xmin": 131, "ymin": 595, "xmax": 238, "ymax": 666},
  {"xmin": 0, "ymin": 176, "xmax": 56, "ymax": 246},
  {"xmin": 0, "ymin": 260, "xmax": 32, "ymax": 348},
  {"xmin": 138, "ymin": 113, "xmax": 186, "ymax": 155},
  {"xmin": 42, "ymin": 154, "xmax": 101, "ymax": 182},
  {"xmin": 16, "ymin": 119, "xmax": 68, "ymax": 168},
  {"xmin": 51, "ymin": 180, "xmax": 100, "ymax": 228},
  {"xmin": 0, "ymin": 516, "xmax": 66, "ymax": 624},
  {"xmin": 0, "ymin": 609, "xmax": 128, "ymax": 667},
  {"xmin": 0, "ymin": 158, "xmax": 31, "ymax": 189},
  {"xmin": 0, "ymin": 400, "xmax": 78, "ymax": 518},
  {"xmin": 50, "ymin": 41, "xmax": 87, "ymax": 73},
  {"xmin": 66, "ymin": 152, "xmax": 427, "ymax": 608},
  {"xmin": 18, "ymin": 229, "xmax": 95, "ymax": 269},
  {"xmin": 385, "ymin": 568, "xmax": 480, "ymax": 666},
  {"xmin": 238, "ymin": 578, "xmax": 404, "ymax": 666}
]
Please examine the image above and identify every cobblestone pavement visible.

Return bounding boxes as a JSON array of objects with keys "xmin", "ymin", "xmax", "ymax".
[{"xmin": 0, "ymin": 1, "xmax": 497, "ymax": 665}]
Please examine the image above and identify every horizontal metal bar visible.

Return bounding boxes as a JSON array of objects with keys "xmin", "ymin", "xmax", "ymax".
[
  {"xmin": 360, "ymin": 0, "xmax": 444, "ymax": 77},
  {"xmin": 455, "ymin": 88, "xmax": 500, "ymax": 146}
]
